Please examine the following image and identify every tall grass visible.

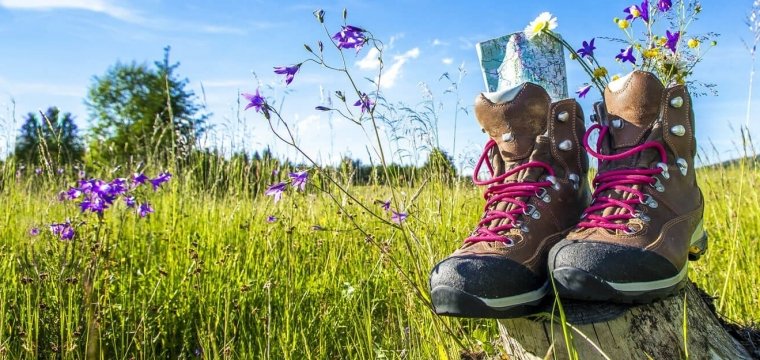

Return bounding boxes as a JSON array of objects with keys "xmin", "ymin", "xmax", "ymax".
[{"xmin": 0, "ymin": 147, "xmax": 758, "ymax": 358}]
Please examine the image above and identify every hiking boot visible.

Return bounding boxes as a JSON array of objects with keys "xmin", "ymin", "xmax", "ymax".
[
  {"xmin": 549, "ymin": 70, "xmax": 707, "ymax": 304},
  {"xmin": 429, "ymin": 83, "xmax": 590, "ymax": 318}
]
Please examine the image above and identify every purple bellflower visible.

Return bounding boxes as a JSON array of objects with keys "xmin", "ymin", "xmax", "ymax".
[
  {"xmin": 265, "ymin": 182, "xmax": 287, "ymax": 203},
  {"xmin": 274, "ymin": 64, "xmax": 301, "ymax": 86},
  {"xmin": 50, "ymin": 221, "xmax": 74, "ymax": 241},
  {"xmin": 615, "ymin": 47, "xmax": 637, "ymax": 64},
  {"xmin": 657, "ymin": 0, "xmax": 672, "ymax": 11},
  {"xmin": 353, "ymin": 93, "xmax": 373, "ymax": 113},
  {"xmin": 242, "ymin": 89, "xmax": 266, "ymax": 113},
  {"xmin": 332, "ymin": 25, "xmax": 367, "ymax": 51},
  {"xmin": 576, "ymin": 85, "xmax": 592, "ymax": 98},
  {"xmin": 576, "ymin": 38, "xmax": 596, "ymax": 58},
  {"xmin": 624, "ymin": 1, "xmax": 650, "ymax": 23},
  {"xmin": 391, "ymin": 211, "xmax": 408, "ymax": 224},
  {"xmin": 150, "ymin": 172, "xmax": 172, "ymax": 190},
  {"xmin": 289, "ymin": 170, "xmax": 308, "ymax": 191},
  {"xmin": 665, "ymin": 30, "xmax": 680, "ymax": 52},
  {"xmin": 138, "ymin": 203, "xmax": 154, "ymax": 218}
]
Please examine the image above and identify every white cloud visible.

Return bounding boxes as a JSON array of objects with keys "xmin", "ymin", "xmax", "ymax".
[
  {"xmin": 442, "ymin": 57, "xmax": 454, "ymax": 65},
  {"xmin": 356, "ymin": 47, "xmax": 382, "ymax": 70},
  {"xmin": 379, "ymin": 47, "xmax": 420, "ymax": 89},
  {"xmin": 432, "ymin": 38, "xmax": 448, "ymax": 46},
  {"xmin": 0, "ymin": 0, "xmax": 140, "ymax": 22}
]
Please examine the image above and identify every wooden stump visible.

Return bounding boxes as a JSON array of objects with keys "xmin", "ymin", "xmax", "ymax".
[{"xmin": 498, "ymin": 282, "xmax": 752, "ymax": 359}]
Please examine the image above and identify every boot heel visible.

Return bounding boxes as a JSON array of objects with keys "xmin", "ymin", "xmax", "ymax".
[{"xmin": 688, "ymin": 232, "xmax": 708, "ymax": 261}]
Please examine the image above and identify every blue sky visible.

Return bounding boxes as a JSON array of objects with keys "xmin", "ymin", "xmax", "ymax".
[{"xmin": 0, "ymin": 0, "xmax": 757, "ymax": 168}]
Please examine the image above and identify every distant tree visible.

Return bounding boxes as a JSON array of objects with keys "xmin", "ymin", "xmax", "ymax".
[
  {"xmin": 422, "ymin": 148, "xmax": 457, "ymax": 182},
  {"xmin": 85, "ymin": 46, "xmax": 209, "ymax": 165},
  {"xmin": 14, "ymin": 107, "xmax": 85, "ymax": 166}
]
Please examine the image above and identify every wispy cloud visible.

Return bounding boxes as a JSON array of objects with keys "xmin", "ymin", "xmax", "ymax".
[
  {"xmin": 0, "ymin": 0, "xmax": 140, "ymax": 22},
  {"xmin": 432, "ymin": 38, "xmax": 448, "ymax": 47},
  {"xmin": 380, "ymin": 47, "xmax": 420, "ymax": 89},
  {"xmin": 356, "ymin": 47, "xmax": 381, "ymax": 70},
  {"xmin": 198, "ymin": 25, "xmax": 247, "ymax": 35},
  {"xmin": 442, "ymin": 57, "xmax": 454, "ymax": 65}
]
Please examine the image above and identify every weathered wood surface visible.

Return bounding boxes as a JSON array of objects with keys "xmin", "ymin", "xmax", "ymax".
[{"xmin": 498, "ymin": 282, "xmax": 752, "ymax": 359}]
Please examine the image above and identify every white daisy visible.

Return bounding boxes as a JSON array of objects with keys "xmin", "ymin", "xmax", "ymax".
[{"xmin": 524, "ymin": 12, "xmax": 558, "ymax": 40}]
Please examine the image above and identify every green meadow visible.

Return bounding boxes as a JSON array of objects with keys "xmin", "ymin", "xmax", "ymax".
[{"xmin": 0, "ymin": 156, "xmax": 757, "ymax": 359}]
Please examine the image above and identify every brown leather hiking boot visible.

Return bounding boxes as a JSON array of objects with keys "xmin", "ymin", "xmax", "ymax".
[
  {"xmin": 549, "ymin": 70, "xmax": 707, "ymax": 304},
  {"xmin": 429, "ymin": 83, "xmax": 590, "ymax": 318}
]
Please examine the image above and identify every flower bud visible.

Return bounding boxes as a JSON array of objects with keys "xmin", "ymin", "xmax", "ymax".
[{"xmin": 313, "ymin": 9, "xmax": 325, "ymax": 23}]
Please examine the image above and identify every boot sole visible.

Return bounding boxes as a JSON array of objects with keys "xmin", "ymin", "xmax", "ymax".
[
  {"xmin": 431, "ymin": 282, "xmax": 548, "ymax": 319},
  {"xmin": 552, "ymin": 224, "xmax": 707, "ymax": 304}
]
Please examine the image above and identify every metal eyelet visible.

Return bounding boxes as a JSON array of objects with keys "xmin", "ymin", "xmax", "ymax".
[
  {"xmin": 611, "ymin": 119, "xmax": 623, "ymax": 128},
  {"xmin": 657, "ymin": 162, "xmax": 670, "ymax": 180},
  {"xmin": 634, "ymin": 211, "xmax": 651, "ymax": 222},
  {"xmin": 640, "ymin": 194, "xmax": 658, "ymax": 209},
  {"xmin": 651, "ymin": 177, "xmax": 665, "ymax": 192},
  {"xmin": 624, "ymin": 226, "xmax": 639, "ymax": 235},
  {"xmin": 536, "ymin": 188, "xmax": 551, "ymax": 203},
  {"xmin": 557, "ymin": 111, "xmax": 569, "ymax": 122},
  {"xmin": 546, "ymin": 176, "xmax": 560, "ymax": 190},
  {"xmin": 503, "ymin": 238, "xmax": 515, "ymax": 247},
  {"xmin": 676, "ymin": 158, "xmax": 688, "ymax": 176},
  {"xmin": 502, "ymin": 132, "xmax": 514, "ymax": 142},
  {"xmin": 568, "ymin": 173, "xmax": 580, "ymax": 190},
  {"xmin": 523, "ymin": 205, "xmax": 541, "ymax": 219}
]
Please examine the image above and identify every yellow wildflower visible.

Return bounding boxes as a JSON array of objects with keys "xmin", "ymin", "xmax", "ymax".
[
  {"xmin": 688, "ymin": 38, "xmax": 700, "ymax": 48},
  {"xmin": 593, "ymin": 67, "xmax": 608, "ymax": 79},
  {"xmin": 617, "ymin": 19, "xmax": 630, "ymax": 29},
  {"xmin": 612, "ymin": 74, "xmax": 622, "ymax": 81},
  {"xmin": 643, "ymin": 48, "xmax": 660, "ymax": 58}
]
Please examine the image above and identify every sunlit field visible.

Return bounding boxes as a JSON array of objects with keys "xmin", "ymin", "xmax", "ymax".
[{"xmin": 0, "ymin": 156, "xmax": 757, "ymax": 359}]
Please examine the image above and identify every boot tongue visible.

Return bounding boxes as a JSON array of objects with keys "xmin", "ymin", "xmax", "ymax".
[
  {"xmin": 604, "ymin": 71, "xmax": 664, "ymax": 151},
  {"xmin": 597, "ymin": 71, "xmax": 666, "ymax": 220},
  {"xmin": 474, "ymin": 82, "xmax": 550, "ymax": 171}
]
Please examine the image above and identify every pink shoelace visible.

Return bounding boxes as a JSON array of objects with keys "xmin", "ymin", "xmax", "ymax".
[
  {"xmin": 465, "ymin": 139, "xmax": 555, "ymax": 244},
  {"xmin": 577, "ymin": 123, "xmax": 667, "ymax": 231}
]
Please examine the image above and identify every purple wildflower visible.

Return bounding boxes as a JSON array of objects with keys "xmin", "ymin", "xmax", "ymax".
[
  {"xmin": 35, "ymin": 168, "xmax": 42, "ymax": 175},
  {"xmin": 57, "ymin": 168, "xmax": 64, "ymax": 175},
  {"xmin": 576, "ymin": 85, "xmax": 592, "ymax": 98},
  {"xmin": 289, "ymin": 170, "xmax": 308, "ymax": 191},
  {"xmin": 381, "ymin": 199, "xmax": 391, "ymax": 212},
  {"xmin": 66, "ymin": 187, "xmax": 82, "ymax": 200},
  {"xmin": 109, "ymin": 178, "xmax": 128, "ymax": 196},
  {"xmin": 391, "ymin": 211, "xmax": 408, "ymax": 224},
  {"xmin": 272, "ymin": 168, "xmax": 280, "ymax": 176},
  {"xmin": 29, "ymin": 227, "xmax": 40, "ymax": 236},
  {"xmin": 57, "ymin": 191, "xmax": 67, "ymax": 202},
  {"xmin": 665, "ymin": 30, "xmax": 680, "ymax": 52},
  {"xmin": 576, "ymin": 38, "xmax": 596, "ymax": 58},
  {"xmin": 241, "ymin": 89, "xmax": 266, "ymax": 113},
  {"xmin": 124, "ymin": 196, "xmax": 136, "ymax": 208},
  {"xmin": 80, "ymin": 195, "xmax": 107, "ymax": 214},
  {"xmin": 138, "ymin": 203, "xmax": 154, "ymax": 218},
  {"xmin": 624, "ymin": 1, "xmax": 650, "ymax": 23},
  {"xmin": 150, "ymin": 172, "xmax": 172, "ymax": 190},
  {"xmin": 265, "ymin": 182, "xmax": 287, "ymax": 203},
  {"xmin": 78, "ymin": 170, "xmax": 86, "ymax": 179},
  {"xmin": 266, "ymin": 215, "xmax": 277, "ymax": 223},
  {"xmin": 615, "ymin": 46, "xmax": 637, "ymax": 64},
  {"xmin": 50, "ymin": 221, "xmax": 74, "ymax": 241},
  {"xmin": 657, "ymin": 0, "xmax": 672, "ymax": 11},
  {"xmin": 332, "ymin": 25, "xmax": 367, "ymax": 51},
  {"xmin": 273, "ymin": 64, "xmax": 301, "ymax": 86},
  {"xmin": 133, "ymin": 172, "xmax": 149, "ymax": 186},
  {"xmin": 353, "ymin": 93, "xmax": 373, "ymax": 113}
]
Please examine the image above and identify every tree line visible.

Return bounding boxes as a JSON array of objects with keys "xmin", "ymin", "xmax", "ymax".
[{"xmin": 7, "ymin": 47, "xmax": 458, "ymax": 186}]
